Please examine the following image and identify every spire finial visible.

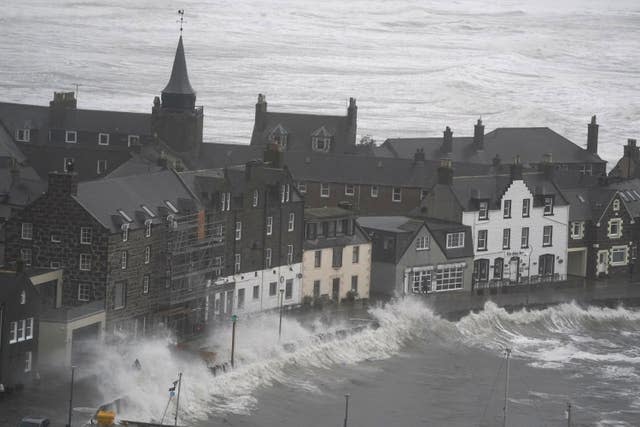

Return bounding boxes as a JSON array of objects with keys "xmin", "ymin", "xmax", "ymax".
[{"xmin": 177, "ymin": 9, "xmax": 185, "ymax": 35}]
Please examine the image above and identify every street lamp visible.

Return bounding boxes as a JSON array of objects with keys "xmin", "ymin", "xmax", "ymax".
[
  {"xmin": 230, "ymin": 314, "xmax": 238, "ymax": 368},
  {"xmin": 278, "ymin": 288, "xmax": 285, "ymax": 341},
  {"xmin": 66, "ymin": 365, "xmax": 76, "ymax": 427}
]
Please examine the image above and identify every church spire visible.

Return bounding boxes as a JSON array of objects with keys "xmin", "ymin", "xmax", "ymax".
[{"xmin": 161, "ymin": 13, "xmax": 196, "ymax": 111}]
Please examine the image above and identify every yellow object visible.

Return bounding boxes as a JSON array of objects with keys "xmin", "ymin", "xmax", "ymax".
[{"xmin": 96, "ymin": 410, "xmax": 116, "ymax": 426}]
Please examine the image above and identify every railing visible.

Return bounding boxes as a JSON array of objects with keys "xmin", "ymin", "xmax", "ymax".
[{"xmin": 473, "ymin": 274, "xmax": 568, "ymax": 290}]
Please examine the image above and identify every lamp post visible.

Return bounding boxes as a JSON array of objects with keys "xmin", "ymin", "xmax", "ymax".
[
  {"xmin": 230, "ymin": 314, "xmax": 238, "ymax": 368},
  {"xmin": 66, "ymin": 365, "xmax": 76, "ymax": 427},
  {"xmin": 278, "ymin": 288, "xmax": 285, "ymax": 341},
  {"xmin": 343, "ymin": 394, "xmax": 350, "ymax": 427}
]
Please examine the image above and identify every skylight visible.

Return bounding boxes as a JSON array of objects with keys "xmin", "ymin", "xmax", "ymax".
[
  {"xmin": 626, "ymin": 190, "xmax": 636, "ymax": 201},
  {"xmin": 632, "ymin": 190, "xmax": 640, "ymax": 200},
  {"xmin": 117, "ymin": 209, "xmax": 133, "ymax": 222},
  {"xmin": 577, "ymin": 194, "xmax": 585, "ymax": 203},
  {"xmin": 165, "ymin": 200, "xmax": 179, "ymax": 214},
  {"xmin": 620, "ymin": 191, "xmax": 629, "ymax": 202},
  {"xmin": 141, "ymin": 205, "xmax": 157, "ymax": 218}
]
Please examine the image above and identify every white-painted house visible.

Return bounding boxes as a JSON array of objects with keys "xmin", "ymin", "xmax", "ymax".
[{"xmin": 425, "ymin": 159, "xmax": 569, "ymax": 287}]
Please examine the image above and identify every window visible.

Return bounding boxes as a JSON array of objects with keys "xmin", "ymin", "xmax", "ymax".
[
  {"xmin": 345, "ymin": 184, "xmax": 355, "ymax": 196},
  {"xmin": 494, "ymin": 258, "xmax": 504, "ymax": 279},
  {"xmin": 25, "ymin": 318, "xmax": 33, "ymax": 340},
  {"xmin": 522, "ymin": 199, "xmax": 530, "ymax": 217},
  {"xmin": 608, "ymin": 218, "xmax": 623, "ymax": 239},
  {"xmin": 63, "ymin": 157, "xmax": 74, "ymax": 172},
  {"xmin": 371, "ymin": 185, "xmax": 379, "ymax": 198},
  {"xmin": 20, "ymin": 248, "xmax": 32, "ymax": 267},
  {"xmin": 434, "ymin": 265, "xmax": 464, "ymax": 291},
  {"xmin": 543, "ymin": 196, "xmax": 554, "ymax": 215},
  {"xmin": 220, "ymin": 192, "xmax": 231, "ymax": 211},
  {"xmin": 392, "ymin": 187, "xmax": 402, "ymax": 202},
  {"xmin": 539, "ymin": 254, "xmax": 555, "ymax": 276},
  {"xmin": 611, "ymin": 246, "xmax": 628, "ymax": 266},
  {"xmin": 320, "ymin": 183, "xmax": 330, "ymax": 198},
  {"xmin": 269, "ymin": 282, "xmax": 277, "ymax": 296},
  {"xmin": 314, "ymin": 250, "xmax": 322, "ymax": 268},
  {"xmin": 287, "ymin": 244, "xmax": 294, "ymax": 265},
  {"xmin": 266, "ymin": 216, "xmax": 273, "ymax": 236},
  {"xmin": 21, "ymin": 223, "xmax": 33, "ymax": 240},
  {"xmin": 420, "ymin": 189, "xmax": 429, "ymax": 200},
  {"xmin": 9, "ymin": 321, "xmax": 18, "ymax": 343},
  {"xmin": 580, "ymin": 164, "xmax": 593, "ymax": 176},
  {"xmin": 477, "ymin": 230, "xmax": 488, "ymax": 251},
  {"xmin": 65, "ymin": 130, "xmax": 77, "ymax": 143},
  {"xmin": 570, "ymin": 222, "xmax": 584, "ymax": 240},
  {"xmin": 503, "ymin": 200, "xmax": 512, "ymax": 218},
  {"xmin": 446, "ymin": 232, "xmax": 465, "ymax": 249},
  {"xmin": 285, "ymin": 279, "xmax": 293, "ymax": 299},
  {"xmin": 25, "ymin": 351, "xmax": 32, "ymax": 373},
  {"xmin": 235, "ymin": 253, "xmax": 241, "ymax": 273},
  {"xmin": 79, "ymin": 254, "xmax": 91, "ymax": 271},
  {"xmin": 352, "ymin": 246, "xmax": 360, "ymax": 263},
  {"xmin": 16, "ymin": 128, "xmax": 30, "ymax": 142},
  {"xmin": 521, "ymin": 227, "xmax": 529, "ymax": 248},
  {"xmin": 543, "ymin": 226, "xmax": 553, "ymax": 247},
  {"xmin": 237, "ymin": 288, "xmax": 245, "ymax": 309},
  {"xmin": 297, "ymin": 182, "xmax": 307, "ymax": 193},
  {"xmin": 312, "ymin": 136, "xmax": 331, "ymax": 152},
  {"xmin": 141, "ymin": 205, "xmax": 156, "ymax": 218},
  {"xmin": 144, "ymin": 246, "xmax": 151, "ymax": 264},
  {"xmin": 265, "ymin": 248, "xmax": 272, "ymax": 268},
  {"xmin": 145, "ymin": 220, "xmax": 152, "ymax": 237},
  {"xmin": 253, "ymin": 285, "xmax": 260, "ymax": 300},
  {"xmin": 98, "ymin": 132, "xmax": 110, "ymax": 145},
  {"xmin": 80, "ymin": 227, "xmax": 92, "ymax": 244},
  {"xmin": 613, "ymin": 199, "xmax": 620, "ymax": 211},
  {"xmin": 51, "ymin": 233, "xmax": 61, "ymax": 243},
  {"xmin": 351, "ymin": 275, "xmax": 358, "ymax": 293},
  {"xmin": 416, "ymin": 236, "xmax": 430, "ymax": 251},
  {"xmin": 121, "ymin": 224, "xmax": 129, "ymax": 242},
  {"xmin": 20, "ymin": 290, "xmax": 26, "ymax": 304},
  {"xmin": 479, "ymin": 201, "xmax": 489, "ymax": 220},
  {"xmin": 281, "ymin": 184, "xmax": 291, "ymax": 203},
  {"xmin": 313, "ymin": 280, "xmax": 321, "ymax": 298},
  {"xmin": 235, "ymin": 221, "xmax": 242, "ymax": 240},
  {"xmin": 288, "ymin": 212, "xmax": 295, "ymax": 232},
  {"xmin": 121, "ymin": 251, "xmax": 128, "ymax": 269},
  {"xmin": 502, "ymin": 229, "xmax": 511, "ymax": 250},
  {"xmin": 142, "ymin": 275, "xmax": 150, "ymax": 294},
  {"xmin": 78, "ymin": 283, "xmax": 91, "ymax": 301},
  {"xmin": 113, "ymin": 281, "xmax": 126, "ymax": 310},
  {"xmin": 253, "ymin": 189, "xmax": 259, "ymax": 207},
  {"xmin": 332, "ymin": 247, "xmax": 343, "ymax": 267},
  {"xmin": 412, "ymin": 270, "xmax": 431, "ymax": 293},
  {"xmin": 213, "ymin": 256, "xmax": 224, "ymax": 277},
  {"xmin": 128, "ymin": 135, "xmax": 140, "ymax": 147},
  {"xmin": 97, "ymin": 159, "xmax": 108, "ymax": 174}
]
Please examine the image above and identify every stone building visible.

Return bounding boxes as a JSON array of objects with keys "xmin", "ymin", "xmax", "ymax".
[{"xmin": 609, "ymin": 139, "xmax": 640, "ymax": 180}]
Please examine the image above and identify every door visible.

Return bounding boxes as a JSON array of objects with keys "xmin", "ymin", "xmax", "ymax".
[
  {"xmin": 509, "ymin": 257, "xmax": 520, "ymax": 283},
  {"xmin": 597, "ymin": 250, "xmax": 609, "ymax": 276},
  {"xmin": 539, "ymin": 254, "xmax": 555, "ymax": 277},
  {"xmin": 332, "ymin": 278, "xmax": 340, "ymax": 301},
  {"xmin": 473, "ymin": 259, "xmax": 489, "ymax": 286},
  {"xmin": 226, "ymin": 290, "xmax": 234, "ymax": 313}
]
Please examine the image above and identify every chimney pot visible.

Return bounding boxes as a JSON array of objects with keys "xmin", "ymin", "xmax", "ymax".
[
  {"xmin": 587, "ymin": 115, "xmax": 599, "ymax": 154},
  {"xmin": 473, "ymin": 118, "xmax": 485, "ymax": 150},
  {"xmin": 442, "ymin": 126, "xmax": 453, "ymax": 154},
  {"xmin": 437, "ymin": 158, "xmax": 453, "ymax": 185}
]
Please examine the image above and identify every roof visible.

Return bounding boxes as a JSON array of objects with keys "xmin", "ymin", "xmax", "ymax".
[
  {"xmin": 73, "ymin": 170, "xmax": 199, "ymax": 232},
  {"xmin": 0, "ymin": 272, "xmax": 32, "ymax": 303},
  {"xmin": 380, "ymin": 127, "xmax": 604, "ymax": 166},
  {"xmin": 605, "ymin": 178, "xmax": 640, "ymax": 219},
  {"xmin": 0, "ymin": 123, "xmax": 26, "ymax": 162},
  {"xmin": 424, "ymin": 218, "xmax": 474, "ymax": 259},
  {"xmin": 305, "ymin": 207, "xmax": 355, "ymax": 220},
  {"xmin": 198, "ymin": 143, "xmax": 263, "ymax": 169},
  {"xmin": 162, "ymin": 36, "xmax": 195, "ymax": 95},
  {"xmin": 357, "ymin": 216, "xmax": 423, "ymax": 234}
]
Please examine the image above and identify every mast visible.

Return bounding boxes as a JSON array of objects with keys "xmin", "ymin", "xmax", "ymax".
[
  {"xmin": 174, "ymin": 372, "xmax": 182, "ymax": 427},
  {"xmin": 503, "ymin": 348, "xmax": 511, "ymax": 427}
]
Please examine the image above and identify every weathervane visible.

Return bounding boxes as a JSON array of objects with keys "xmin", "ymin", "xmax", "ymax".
[{"xmin": 177, "ymin": 9, "xmax": 185, "ymax": 34}]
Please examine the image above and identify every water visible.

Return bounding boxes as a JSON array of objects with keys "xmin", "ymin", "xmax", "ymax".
[
  {"xmin": 86, "ymin": 299, "xmax": 640, "ymax": 426},
  {"xmin": 2, "ymin": 0, "xmax": 640, "ymax": 166}
]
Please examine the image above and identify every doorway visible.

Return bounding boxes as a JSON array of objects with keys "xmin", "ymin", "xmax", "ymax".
[{"xmin": 508, "ymin": 257, "xmax": 520, "ymax": 283}]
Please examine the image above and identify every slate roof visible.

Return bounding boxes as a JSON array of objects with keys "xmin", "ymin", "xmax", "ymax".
[
  {"xmin": 606, "ymin": 179, "xmax": 640, "ymax": 219},
  {"xmin": 198, "ymin": 143, "xmax": 263, "ymax": 169},
  {"xmin": 305, "ymin": 207, "xmax": 355, "ymax": 220},
  {"xmin": 304, "ymin": 207, "xmax": 370, "ymax": 250},
  {"xmin": 423, "ymin": 218, "xmax": 474, "ymax": 259},
  {"xmin": 0, "ymin": 168, "xmax": 46, "ymax": 208},
  {"xmin": 0, "ymin": 272, "xmax": 31, "ymax": 302},
  {"xmin": 163, "ymin": 36, "xmax": 195, "ymax": 96},
  {"xmin": 74, "ymin": 170, "xmax": 199, "ymax": 233},
  {"xmin": 380, "ymin": 127, "xmax": 604, "ymax": 166},
  {"xmin": 0, "ymin": 124, "xmax": 26, "ymax": 162},
  {"xmin": 357, "ymin": 216, "xmax": 423, "ymax": 234}
]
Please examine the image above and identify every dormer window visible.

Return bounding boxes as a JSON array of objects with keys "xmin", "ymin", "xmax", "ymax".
[
  {"xmin": 65, "ymin": 130, "xmax": 77, "ymax": 144},
  {"xmin": 98, "ymin": 133, "xmax": 110, "ymax": 145},
  {"xmin": 269, "ymin": 125, "xmax": 288, "ymax": 149},
  {"xmin": 16, "ymin": 129, "xmax": 30, "ymax": 142},
  {"xmin": 311, "ymin": 126, "xmax": 333, "ymax": 153},
  {"xmin": 543, "ymin": 196, "xmax": 554, "ymax": 215},
  {"xmin": 128, "ymin": 135, "xmax": 140, "ymax": 147},
  {"xmin": 164, "ymin": 200, "xmax": 179, "ymax": 214}
]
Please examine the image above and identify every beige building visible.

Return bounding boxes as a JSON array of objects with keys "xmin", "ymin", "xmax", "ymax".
[{"xmin": 302, "ymin": 207, "xmax": 371, "ymax": 303}]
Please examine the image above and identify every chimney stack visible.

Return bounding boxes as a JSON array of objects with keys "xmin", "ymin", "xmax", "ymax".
[
  {"xmin": 255, "ymin": 94, "xmax": 268, "ymax": 132},
  {"xmin": 48, "ymin": 170, "xmax": 78, "ymax": 198},
  {"xmin": 264, "ymin": 143, "xmax": 284, "ymax": 168},
  {"xmin": 347, "ymin": 97, "xmax": 358, "ymax": 147},
  {"xmin": 437, "ymin": 158, "xmax": 453, "ymax": 185},
  {"xmin": 587, "ymin": 115, "xmax": 599, "ymax": 154},
  {"xmin": 441, "ymin": 126, "xmax": 453, "ymax": 154},
  {"xmin": 49, "ymin": 91, "xmax": 77, "ymax": 129},
  {"xmin": 542, "ymin": 152, "xmax": 554, "ymax": 179},
  {"xmin": 624, "ymin": 139, "xmax": 639, "ymax": 160},
  {"xmin": 413, "ymin": 148, "xmax": 425, "ymax": 163},
  {"xmin": 473, "ymin": 118, "xmax": 484, "ymax": 150},
  {"xmin": 510, "ymin": 155, "xmax": 523, "ymax": 181}
]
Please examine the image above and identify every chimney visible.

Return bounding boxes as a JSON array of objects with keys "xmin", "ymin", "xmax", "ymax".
[
  {"xmin": 49, "ymin": 91, "xmax": 77, "ymax": 128},
  {"xmin": 48, "ymin": 170, "xmax": 78, "ymax": 197},
  {"xmin": 9, "ymin": 158, "xmax": 20, "ymax": 188},
  {"xmin": 473, "ymin": 118, "xmax": 484, "ymax": 150},
  {"xmin": 264, "ymin": 143, "xmax": 283, "ymax": 168},
  {"xmin": 437, "ymin": 158, "xmax": 453, "ymax": 185},
  {"xmin": 542, "ymin": 152, "xmax": 554, "ymax": 179},
  {"xmin": 624, "ymin": 139, "xmax": 639, "ymax": 160},
  {"xmin": 441, "ymin": 126, "xmax": 453, "ymax": 154},
  {"xmin": 255, "ymin": 94, "xmax": 268, "ymax": 132},
  {"xmin": 245, "ymin": 160, "xmax": 262, "ymax": 180},
  {"xmin": 157, "ymin": 150, "xmax": 168, "ymax": 169},
  {"xmin": 510, "ymin": 155, "xmax": 523, "ymax": 181},
  {"xmin": 347, "ymin": 97, "xmax": 358, "ymax": 148},
  {"xmin": 587, "ymin": 115, "xmax": 599, "ymax": 154},
  {"xmin": 413, "ymin": 148, "xmax": 425, "ymax": 163}
]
